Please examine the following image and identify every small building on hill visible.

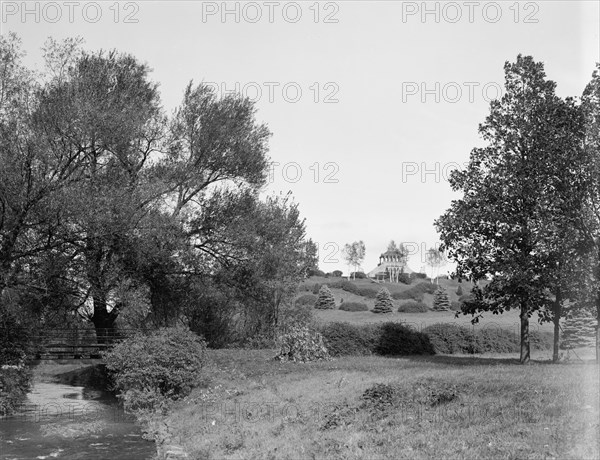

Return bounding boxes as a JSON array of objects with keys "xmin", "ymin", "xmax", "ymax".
[{"xmin": 367, "ymin": 249, "xmax": 413, "ymax": 281}]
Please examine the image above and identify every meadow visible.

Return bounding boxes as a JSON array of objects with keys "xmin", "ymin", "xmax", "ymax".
[{"xmin": 157, "ymin": 350, "xmax": 598, "ymax": 459}]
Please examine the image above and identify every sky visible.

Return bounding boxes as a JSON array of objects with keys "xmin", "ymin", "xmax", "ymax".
[{"xmin": 2, "ymin": 0, "xmax": 599, "ymax": 275}]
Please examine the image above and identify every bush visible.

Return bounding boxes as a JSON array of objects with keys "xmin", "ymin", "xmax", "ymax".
[
  {"xmin": 0, "ymin": 364, "xmax": 32, "ymax": 416},
  {"xmin": 450, "ymin": 301, "xmax": 462, "ymax": 311},
  {"xmin": 376, "ymin": 322, "xmax": 435, "ymax": 355},
  {"xmin": 373, "ymin": 288, "xmax": 394, "ymax": 313},
  {"xmin": 275, "ymin": 325, "xmax": 329, "ymax": 362},
  {"xmin": 314, "ymin": 285, "xmax": 336, "ymax": 309},
  {"xmin": 410, "ymin": 272, "xmax": 428, "ymax": 280},
  {"xmin": 339, "ymin": 301, "xmax": 369, "ymax": 312},
  {"xmin": 397, "ymin": 300, "xmax": 428, "ymax": 313},
  {"xmin": 307, "ymin": 268, "xmax": 326, "ymax": 277},
  {"xmin": 350, "ymin": 272, "xmax": 367, "ymax": 279},
  {"xmin": 312, "ymin": 283, "xmax": 322, "ymax": 295},
  {"xmin": 392, "ymin": 282, "xmax": 438, "ymax": 302},
  {"xmin": 103, "ymin": 327, "xmax": 207, "ymax": 411},
  {"xmin": 295, "ymin": 293, "xmax": 317, "ymax": 307},
  {"xmin": 422, "ymin": 324, "xmax": 478, "ymax": 354},
  {"xmin": 0, "ymin": 306, "xmax": 34, "ymax": 365},
  {"xmin": 432, "ymin": 287, "xmax": 451, "ymax": 311},
  {"xmin": 320, "ymin": 322, "xmax": 379, "ymax": 356},
  {"xmin": 357, "ymin": 287, "xmax": 378, "ymax": 299},
  {"xmin": 422, "ymin": 323, "xmax": 551, "ymax": 354},
  {"xmin": 398, "ymin": 273, "xmax": 411, "ymax": 285},
  {"xmin": 456, "ymin": 284, "xmax": 464, "ymax": 296},
  {"xmin": 331, "ymin": 270, "xmax": 343, "ymax": 277}
]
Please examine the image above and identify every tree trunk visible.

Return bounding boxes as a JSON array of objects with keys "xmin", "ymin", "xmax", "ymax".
[
  {"xmin": 596, "ymin": 289, "xmax": 600, "ymax": 365},
  {"xmin": 552, "ymin": 289, "xmax": 562, "ymax": 363},
  {"xmin": 520, "ymin": 302, "xmax": 530, "ymax": 364},
  {"xmin": 91, "ymin": 295, "xmax": 118, "ymax": 344}
]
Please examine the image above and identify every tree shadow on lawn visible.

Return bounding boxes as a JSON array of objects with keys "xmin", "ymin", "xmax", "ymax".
[{"xmin": 402, "ymin": 354, "xmax": 553, "ymax": 366}]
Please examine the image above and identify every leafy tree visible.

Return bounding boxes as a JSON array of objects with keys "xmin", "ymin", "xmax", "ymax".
[
  {"xmin": 331, "ymin": 270, "xmax": 343, "ymax": 278},
  {"xmin": 435, "ymin": 55, "xmax": 584, "ymax": 363},
  {"xmin": 425, "ymin": 248, "xmax": 446, "ymax": 284},
  {"xmin": 433, "ymin": 287, "xmax": 451, "ymax": 311},
  {"xmin": 373, "ymin": 288, "xmax": 393, "ymax": 313},
  {"xmin": 578, "ymin": 63, "xmax": 600, "ymax": 361},
  {"xmin": 343, "ymin": 241, "xmax": 366, "ymax": 279},
  {"xmin": 314, "ymin": 285, "xmax": 336, "ymax": 309}
]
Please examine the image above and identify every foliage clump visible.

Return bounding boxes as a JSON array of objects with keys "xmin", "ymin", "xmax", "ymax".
[
  {"xmin": 295, "ymin": 293, "xmax": 317, "ymax": 307},
  {"xmin": 339, "ymin": 301, "xmax": 369, "ymax": 312},
  {"xmin": 561, "ymin": 308, "xmax": 597, "ymax": 349},
  {"xmin": 397, "ymin": 300, "xmax": 429, "ymax": 313},
  {"xmin": 319, "ymin": 322, "xmax": 379, "ymax": 356},
  {"xmin": 432, "ymin": 287, "xmax": 451, "ymax": 311},
  {"xmin": 372, "ymin": 288, "xmax": 394, "ymax": 313},
  {"xmin": 314, "ymin": 285, "xmax": 336, "ymax": 309},
  {"xmin": 275, "ymin": 325, "xmax": 329, "ymax": 362},
  {"xmin": 102, "ymin": 327, "xmax": 207, "ymax": 412}
]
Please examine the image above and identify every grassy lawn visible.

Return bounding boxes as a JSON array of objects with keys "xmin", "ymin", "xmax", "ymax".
[{"xmin": 158, "ymin": 350, "xmax": 599, "ymax": 459}]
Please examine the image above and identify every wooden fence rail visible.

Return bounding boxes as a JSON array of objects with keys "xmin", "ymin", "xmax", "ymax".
[{"xmin": 32, "ymin": 328, "xmax": 139, "ymax": 360}]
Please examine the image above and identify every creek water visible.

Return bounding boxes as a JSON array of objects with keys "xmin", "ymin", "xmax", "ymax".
[{"xmin": 0, "ymin": 364, "xmax": 156, "ymax": 460}]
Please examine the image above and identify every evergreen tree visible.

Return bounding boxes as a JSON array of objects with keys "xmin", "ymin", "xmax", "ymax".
[
  {"xmin": 314, "ymin": 285, "xmax": 336, "ymax": 309},
  {"xmin": 561, "ymin": 308, "xmax": 597, "ymax": 349},
  {"xmin": 373, "ymin": 288, "xmax": 394, "ymax": 313},
  {"xmin": 456, "ymin": 284, "xmax": 464, "ymax": 296},
  {"xmin": 433, "ymin": 287, "xmax": 451, "ymax": 311}
]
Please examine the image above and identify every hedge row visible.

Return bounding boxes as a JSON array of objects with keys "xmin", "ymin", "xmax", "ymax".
[
  {"xmin": 319, "ymin": 322, "xmax": 434, "ymax": 356},
  {"xmin": 391, "ymin": 282, "xmax": 438, "ymax": 301},
  {"xmin": 319, "ymin": 322, "xmax": 552, "ymax": 357}
]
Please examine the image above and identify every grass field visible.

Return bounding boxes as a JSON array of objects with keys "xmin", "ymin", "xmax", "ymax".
[{"xmin": 156, "ymin": 350, "xmax": 599, "ymax": 459}]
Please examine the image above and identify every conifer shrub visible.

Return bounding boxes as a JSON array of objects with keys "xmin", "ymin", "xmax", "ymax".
[
  {"xmin": 397, "ymin": 300, "xmax": 429, "ymax": 313},
  {"xmin": 432, "ymin": 287, "xmax": 451, "ymax": 311},
  {"xmin": 456, "ymin": 284, "xmax": 464, "ymax": 296},
  {"xmin": 561, "ymin": 308, "xmax": 597, "ymax": 349},
  {"xmin": 372, "ymin": 288, "xmax": 394, "ymax": 313},
  {"xmin": 314, "ymin": 285, "xmax": 336, "ymax": 309},
  {"xmin": 275, "ymin": 325, "xmax": 329, "ymax": 362},
  {"xmin": 339, "ymin": 301, "xmax": 369, "ymax": 312}
]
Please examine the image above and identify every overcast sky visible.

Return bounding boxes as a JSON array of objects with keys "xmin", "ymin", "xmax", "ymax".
[{"xmin": 2, "ymin": 1, "xmax": 599, "ymax": 275}]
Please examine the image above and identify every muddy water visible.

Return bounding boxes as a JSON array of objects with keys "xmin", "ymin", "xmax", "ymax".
[{"xmin": 0, "ymin": 364, "xmax": 156, "ymax": 460}]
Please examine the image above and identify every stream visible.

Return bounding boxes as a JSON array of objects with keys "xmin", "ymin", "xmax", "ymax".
[{"xmin": 0, "ymin": 363, "xmax": 156, "ymax": 460}]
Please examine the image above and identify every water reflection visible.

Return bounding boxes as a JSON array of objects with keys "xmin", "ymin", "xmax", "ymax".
[{"xmin": 0, "ymin": 365, "xmax": 155, "ymax": 460}]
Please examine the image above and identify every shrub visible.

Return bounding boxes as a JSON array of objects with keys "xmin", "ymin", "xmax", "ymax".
[
  {"xmin": 331, "ymin": 270, "xmax": 343, "ymax": 278},
  {"xmin": 357, "ymin": 287, "xmax": 378, "ymax": 299},
  {"xmin": 295, "ymin": 293, "xmax": 317, "ymax": 307},
  {"xmin": 392, "ymin": 290, "xmax": 423, "ymax": 301},
  {"xmin": 307, "ymin": 268, "xmax": 326, "ymax": 277},
  {"xmin": 0, "ymin": 364, "xmax": 32, "ymax": 416},
  {"xmin": 314, "ymin": 285, "xmax": 336, "ymax": 309},
  {"xmin": 350, "ymin": 272, "xmax": 367, "ymax": 279},
  {"xmin": 432, "ymin": 287, "xmax": 451, "ymax": 311},
  {"xmin": 320, "ymin": 322, "xmax": 379, "ymax": 356},
  {"xmin": 275, "ymin": 325, "xmax": 329, "ymax": 362},
  {"xmin": 0, "ymin": 305, "xmax": 34, "ymax": 365},
  {"xmin": 376, "ymin": 322, "xmax": 435, "ymax": 355},
  {"xmin": 312, "ymin": 283, "xmax": 322, "ymax": 295},
  {"xmin": 397, "ymin": 300, "xmax": 428, "ymax": 313},
  {"xmin": 410, "ymin": 272, "xmax": 428, "ymax": 280},
  {"xmin": 450, "ymin": 301, "xmax": 462, "ymax": 311},
  {"xmin": 373, "ymin": 288, "xmax": 394, "ymax": 313},
  {"xmin": 339, "ymin": 301, "xmax": 369, "ymax": 312},
  {"xmin": 422, "ymin": 324, "xmax": 478, "ymax": 354},
  {"xmin": 456, "ymin": 284, "xmax": 464, "ymax": 296},
  {"xmin": 103, "ymin": 327, "xmax": 207, "ymax": 411},
  {"xmin": 398, "ymin": 273, "xmax": 411, "ymax": 285}
]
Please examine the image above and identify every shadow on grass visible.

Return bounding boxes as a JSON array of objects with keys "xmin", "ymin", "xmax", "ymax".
[{"xmin": 402, "ymin": 354, "xmax": 551, "ymax": 366}]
